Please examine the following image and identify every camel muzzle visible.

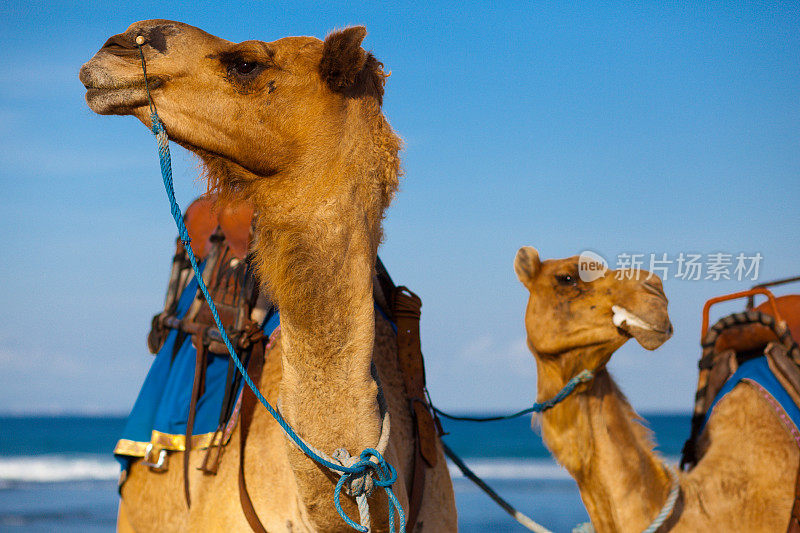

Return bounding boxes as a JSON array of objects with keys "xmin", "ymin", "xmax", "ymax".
[
  {"xmin": 79, "ymin": 57, "xmax": 162, "ymax": 115},
  {"xmin": 612, "ymin": 305, "xmax": 673, "ymax": 350}
]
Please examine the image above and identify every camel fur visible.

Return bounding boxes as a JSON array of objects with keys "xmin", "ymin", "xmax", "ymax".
[
  {"xmin": 80, "ymin": 20, "xmax": 457, "ymax": 532},
  {"xmin": 514, "ymin": 246, "xmax": 799, "ymax": 532}
]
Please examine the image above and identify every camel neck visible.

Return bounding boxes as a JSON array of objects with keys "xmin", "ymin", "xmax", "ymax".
[
  {"xmin": 248, "ymin": 185, "xmax": 387, "ymax": 459},
  {"xmin": 537, "ymin": 360, "xmax": 672, "ymax": 532},
  {"xmin": 253, "ymin": 206, "xmax": 378, "ymax": 378},
  {"xmin": 245, "ymin": 118, "xmax": 390, "ymax": 380}
]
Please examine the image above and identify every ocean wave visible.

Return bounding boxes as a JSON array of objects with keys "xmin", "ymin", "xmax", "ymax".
[
  {"xmin": 0, "ymin": 454, "xmax": 678, "ymax": 484},
  {"xmin": 0, "ymin": 454, "xmax": 565, "ymax": 484},
  {"xmin": 447, "ymin": 457, "xmax": 571, "ymax": 481},
  {"xmin": 447, "ymin": 455, "xmax": 681, "ymax": 482},
  {"xmin": 0, "ymin": 455, "xmax": 120, "ymax": 483}
]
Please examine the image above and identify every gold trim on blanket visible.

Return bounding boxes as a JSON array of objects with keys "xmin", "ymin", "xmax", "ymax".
[{"xmin": 115, "ymin": 428, "xmax": 228, "ymax": 457}]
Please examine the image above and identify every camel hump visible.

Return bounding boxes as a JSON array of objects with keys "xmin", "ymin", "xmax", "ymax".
[{"xmin": 683, "ymin": 286, "xmax": 800, "ymax": 468}]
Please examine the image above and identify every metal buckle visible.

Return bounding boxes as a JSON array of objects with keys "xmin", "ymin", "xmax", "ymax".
[
  {"xmin": 142, "ymin": 443, "xmax": 169, "ymax": 472},
  {"xmin": 198, "ymin": 427, "xmax": 225, "ymax": 475}
]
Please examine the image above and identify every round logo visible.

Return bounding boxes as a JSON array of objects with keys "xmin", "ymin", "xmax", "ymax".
[{"xmin": 578, "ymin": 250, "xmax": 608, "ymax": 282}]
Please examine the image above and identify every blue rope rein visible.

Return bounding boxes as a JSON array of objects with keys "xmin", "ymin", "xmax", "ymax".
[
  {"xmin": 433, "ymin": 369, "xmax": 595, "ymax": 422},
  {"xmin": 137, "ymin": 44, "xmax": 404, "ymax": 533}
]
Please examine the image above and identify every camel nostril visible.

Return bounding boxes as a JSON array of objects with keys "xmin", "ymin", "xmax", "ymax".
[
  {"xmin": 101, "ymin": 34, "xmax": 135, "ymax": 51},
  {"xmin": 642, "ymin": 276, "xmax": 661, "ymax": 289},
  {"xmin": 641, "ymin": 278, "xmax": 666, "ymax": 299}
]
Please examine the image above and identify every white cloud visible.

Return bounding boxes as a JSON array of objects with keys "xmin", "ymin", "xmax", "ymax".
[{"xmin": 459, "ymin": 334, "xmax": 536, "ymax": 378}]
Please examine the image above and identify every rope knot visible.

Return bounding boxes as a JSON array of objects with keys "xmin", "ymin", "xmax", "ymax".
[
  {"xmin": 332, "ymin": 448, "xmax": 374, "ymax": 497},
  {"xmin": 331, "ymin": 447, "xmax": 397, "ymax": 498},
  {"xmin": 331, "ymin": 447, "xmax": 403, "ymax": 533},
  {"xmin": 357, "ymin": 448, "xmax": 398, "ymax": 488}
]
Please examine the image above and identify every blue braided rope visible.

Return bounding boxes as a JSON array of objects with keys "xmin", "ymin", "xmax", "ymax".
[
  {"xmin": 433, "ymin": 369, "xmax": 594, "ymax": 422},
  {"xmin": 533, "ymin": 369, "xmax": 594, "ymax": 411}
]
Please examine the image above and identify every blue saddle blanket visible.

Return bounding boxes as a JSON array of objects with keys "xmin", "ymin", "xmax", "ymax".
[
  {"xmin": 114, "ymin": 268, "xmax": 280, "ymax": 470},
  {"xmin": 702, "ymin": 356, "xmax": 800, "ymax": 443}
]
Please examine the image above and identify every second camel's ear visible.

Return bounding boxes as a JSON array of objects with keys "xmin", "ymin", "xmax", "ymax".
[
  {"xmin": 319, "ymin": 26, "xmax": 386, "ymax": 103},
  {"xmin": 515, "ymin": 246, "xmax": 541, "ymax": 288}
]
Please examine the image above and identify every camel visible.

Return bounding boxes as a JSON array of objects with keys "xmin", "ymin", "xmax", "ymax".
[
  {"xmin": 80, "ymin": 20, "xmax": 457, "ymax": 532},
  {"xmin": 514, "ymin": 246, "xmax": 799, "ymax": 532}
]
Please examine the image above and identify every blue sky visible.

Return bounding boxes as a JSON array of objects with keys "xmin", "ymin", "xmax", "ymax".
[{"xmin": 0, "ymin": 1, "xmax": 798, "ymax": 414}]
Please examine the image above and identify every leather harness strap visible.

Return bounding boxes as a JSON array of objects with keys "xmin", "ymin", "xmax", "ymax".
[
  {"xmin": 407, "ymin": 440, "xmax": 426, "ymax": 532},
  {"xmin": 393, "ymin": 286, "xmax": 438, "ymax": 530},
  {"xmin": 238, "ymin": 339, "xmax": 269, "ymax": 533},
  {"xmin": 184, "ymin": 340, "xmax": 208, "ymax": 508}
]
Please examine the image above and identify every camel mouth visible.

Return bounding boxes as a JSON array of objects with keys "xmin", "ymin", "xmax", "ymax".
[
  {"xmin": 83, "ymin": 78, "xmax": 162, "ymax": 92},
  {"xmin": 611, "ymin": 305, "xmax": 673, "ymax": 350},
  {"xmin": 611, "ymin": 306, "xmax": 664, "ymax": 333},
  {"xmin": 83, "ymin": 78, "xmax": 163, "ymax": 115}
]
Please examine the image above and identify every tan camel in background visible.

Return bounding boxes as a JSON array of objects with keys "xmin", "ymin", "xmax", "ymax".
[
  {"xmin": 514, "ymin": 246, "xmax": 798, "ymax": 532},
  {"xmin": 80, "ymin": 20, "xmax": 457, "ymax": 532}
]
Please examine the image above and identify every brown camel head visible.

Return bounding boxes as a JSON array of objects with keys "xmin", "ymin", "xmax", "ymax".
[
  {"xmin": 515, "ymin": 247, "xmax": 672, "ymax": 373},
  {"xmin": 79, "ymin": 20, "xmax": 396, "ymax": 205}
]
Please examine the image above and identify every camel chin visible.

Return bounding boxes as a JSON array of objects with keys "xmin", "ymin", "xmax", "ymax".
[{"xmin": 612, "ymin": 305, "xmax": 673, "ymax": 350}]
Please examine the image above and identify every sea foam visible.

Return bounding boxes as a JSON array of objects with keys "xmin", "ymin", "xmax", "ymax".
[
  {"xmin": 0, "ymin": 454, "xmax": 674, "ymax": 484},
  {"xmin": 0, "ymin": 455, "xmax": 119, "ymax": 483},
  {"xmin": 447, "ymin": 457, "xmax": 571, "ymax": 481},
  {"xmin": 0, "ymin": 454, "xmax": 567, "ymax": 483}
]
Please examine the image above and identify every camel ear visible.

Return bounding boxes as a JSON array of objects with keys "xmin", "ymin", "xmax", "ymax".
[
  {"xmin": 320, "ymin": 26, "xmax": 386, "ymax": 104},
  {"xmin": 515, "ymin": 246, "xmax": 541, "ymax": 287}
]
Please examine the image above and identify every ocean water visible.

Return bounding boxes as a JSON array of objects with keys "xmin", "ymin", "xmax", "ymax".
[{"xmin": 0, "ymin": 413, "xmax": 690, "ymax": 532}]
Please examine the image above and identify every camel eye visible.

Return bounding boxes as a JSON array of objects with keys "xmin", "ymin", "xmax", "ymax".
[
  {"xmin": 225, "ymin": 57, "xmax": 267, "ymax": 80},
  {"xmin": 233, "ymin": 61, "xmax": 258, "ymax": 75},
  {"xmin": 221, "ymin": 50, "xmax": 272, "ymax": 83},
  {"xmin": 556, "ymin": 274, "xmax": 577, "ymax": 286}
]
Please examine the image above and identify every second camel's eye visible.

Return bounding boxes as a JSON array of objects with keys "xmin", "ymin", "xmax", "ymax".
[{"xmin": 556, "ymin": 273, "xmax": 577, "ymax": 286}]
